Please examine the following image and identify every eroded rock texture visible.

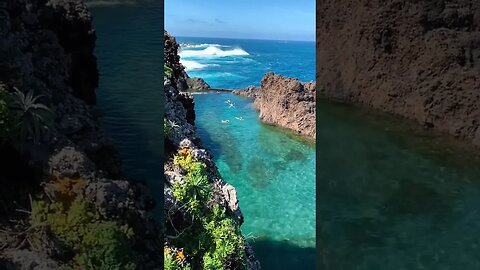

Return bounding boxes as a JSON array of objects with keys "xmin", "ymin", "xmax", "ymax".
[{"xmin": 317, "ymin": 0, "xmax": 480, "ymax": 144}]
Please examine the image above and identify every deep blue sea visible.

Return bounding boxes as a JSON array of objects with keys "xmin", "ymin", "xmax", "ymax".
[
  {"xmin": 176, "ymin": 36, "xmax": 315, "ymax": 88},
  {"xmin": 89, "ymin": 2, "xmax": 164, "ymax": 216},
  {"xmin": 176, "ymin": 36, "xmax": 317, "ymax": 269}
]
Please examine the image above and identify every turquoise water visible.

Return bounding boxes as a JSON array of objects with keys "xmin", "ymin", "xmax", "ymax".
[
  {"xmin": 195, "ymin": 93, "xmax": 316, "ymax": 269},
  {"xmin": 318, "ymin": 100, "xmax": 480, "ymax": 270},
  {"xmin": 89, "ymin": 2, "xmax": 164, "ymax": 213},
  {"xmin": 179, "ymin": 36, "xmax": 317, "ymax": 269}
]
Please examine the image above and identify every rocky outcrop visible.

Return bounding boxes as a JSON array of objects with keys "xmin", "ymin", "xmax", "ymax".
[
  {"xmin": 0, "ymin": 0, "xmax": 98, "ymax": 105},
  {"xmin": 164, "ymin": 31, "xmax": 188, "ymax": 91},
  {"xmin": 232, "ymin": 86, "xmax": 260, "ymax": 99},
  {"xmin": 0, "ymin": 1, "xmax": 162, "ymax": 268},
  {"xmin": 43, "ymin": 0, "xmax": 99, "ymax": 104},
  {"xmin": 317, "ymin": 0, "xmax": 480, "ymax": 145},
  {"xmin": 238, "ymin": 73, "xmax": 316, "ymax": 139},
  {"xmin": 164, "ymin": 31, "xmax": 260, "ymax": 269},
  {"xmin": 186, "ymin": 77, "xmax": 210, "ymax": 91}
]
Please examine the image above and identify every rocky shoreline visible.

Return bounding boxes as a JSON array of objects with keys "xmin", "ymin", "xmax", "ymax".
[
  {"xmin": 234, "ymin": 73, "xmax": 316, "ymax": 139},
  {"xmin": 0, "ymin": 0, "xmax": 162, "ymax": 269},
  {"xmin": 317, "ymin": 0, "xmax": 480, "ymax": 146},
  {"xmin": 163, "ymin": 32, "xmax": 260, "ymax": 269}
]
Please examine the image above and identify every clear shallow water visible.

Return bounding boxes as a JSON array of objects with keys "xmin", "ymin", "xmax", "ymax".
[
  {"xmin": 180, "ymin": 37, "xmax": 317, "ymax": 269},
  {"xmin": 318, "ymin": 99, "xmax": 480, "ymax": 270},
  {"xmin": 195, "ymin": 93, "xmax": 316, "ymax": 269},
  {"xmin": 90, "ymin": 3, "xmax": 164, "ymax": 211}
]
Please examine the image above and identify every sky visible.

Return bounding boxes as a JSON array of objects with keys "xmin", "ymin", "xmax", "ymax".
[{"xmin": 165, "ymin": 0, "xmax": 315, "ymax": 41}]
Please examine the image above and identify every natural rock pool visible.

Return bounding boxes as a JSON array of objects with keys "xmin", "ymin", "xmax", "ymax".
[
  {"xmin": 318, "ymin": 99, "xmax": 480, "ymax": 270},
  {"xmin": 194, "ymin": 92, "xmax": 316, "ymax": 269}
]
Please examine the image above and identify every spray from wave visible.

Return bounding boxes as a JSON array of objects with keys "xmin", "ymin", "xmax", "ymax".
[
  {"xmin": 180, "ymin": 46, "xmax": 250, "ymax": 58},
  {"xmin": 180, "ymin": 60, "xmax": 209, "ymax": 71},
  {"xmin": 181, "ymin": 43, "xmax": 222, "ymax": 49}
]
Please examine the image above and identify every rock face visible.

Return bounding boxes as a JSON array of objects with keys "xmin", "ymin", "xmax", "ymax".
[
  {"xmin": 43, "ymin": 0, "xmax": 99, "ymax": 104},
  {"xmin": 317, "ymin": 0, "xmax": 480, "ymax": 144},
  {"xmin": 164, "ymin": 31, "xmax": 260, "ymax": 269},
  {"xmin": 251, "ymin": 73, "xmax": 316, "ymax": 139},
  {"xmin": 186, "ymin": 77, "xmax": 210, "ymax": 91},
  {"xmin": 0, "ymin": 0, "xmax": 98, "ymax": 105},
  {"xmin": 164, "ymin": 31, "xmax": 188, "ymax": 91},
  {"xmin": 0, "ymin": 1, "xmax": 162, "ymax": 268}
]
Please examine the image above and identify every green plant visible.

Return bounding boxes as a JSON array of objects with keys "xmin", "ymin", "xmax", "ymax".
[
  {"xmin": 8, "ymin": 88, "xmax": 53, "ymax": 143},
  {"xmin": 201, "ymin": 205, "xmax": 246, "ymax": 269},
  {"xmin": 172, "ymin": 153, "xmax": 211, "ymax": 215},
  {"xmin": 165, "ymin": 247, "xmax": 192, "ymax": 270},
  {"xmin": 164, "ymin": 65, "xmax": 173, "ymax": 77},
  {"xmin": 169, "ymin": 154, "xmax": 246, "ymax": 269},
  {"xmin": 31, "ymin": 196, "xmax": 136, "ymax": 270},
  {"xmin": 173, "ymin": 153, "xmax": 206, "ymax": 173}
]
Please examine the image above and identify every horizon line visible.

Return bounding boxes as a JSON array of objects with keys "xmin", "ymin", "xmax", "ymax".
[{"xmin": 174, "ymin": 34, "xmax": 315, "ymax": 43}]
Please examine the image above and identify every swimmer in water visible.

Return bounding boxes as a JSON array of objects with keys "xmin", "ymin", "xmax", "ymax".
[
  {"xmin": 235, "ymin": 117, "xmax": 244, "ymax": 121},
  {"xmin": 221, "ymin": 120, "xmax": 230, "ymax": 124}
]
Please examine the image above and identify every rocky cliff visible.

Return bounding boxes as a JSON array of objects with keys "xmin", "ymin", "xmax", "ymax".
[
  {"xmin": 317, "ymin": 0, "xmax": 480, "ymax": 145},
  {"xmin": 0, "ymin": 1, "xmax": 162, "ymax": 269},
  {"xmin": 164, "ymin": 32, "xmax": 260, "ymax": 269},
  {"xmin": 234, "ymin": 73, "xmax": 316, "ymax": 139}
]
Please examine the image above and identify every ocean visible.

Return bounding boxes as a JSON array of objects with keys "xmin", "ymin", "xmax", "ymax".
[{"xmin": 176, "ymin": 36, "xmax": 315, "ymax": 88}]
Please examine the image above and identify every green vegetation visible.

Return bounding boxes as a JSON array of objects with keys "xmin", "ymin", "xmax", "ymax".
[
  {"xmin": 31, "ymin": 195, "xmax": 136, "ymax": 270},
  {"xmin": 169, "ymin": 149, "xmax": 247, "ymax": 269},
  {"xmin": 173, "ymin": 152, "xmax": 210, "ymax": 215},
  {"xmin": 164, "ymin": 65, "xmax": 173, "ymax": 78},
  {"xmin": 165, "ymin": 246, "xmax": 192, "ymax": 270},
  {"xmin": 9, "ymin": 88, "xmax": 53, "ymax": 143}
]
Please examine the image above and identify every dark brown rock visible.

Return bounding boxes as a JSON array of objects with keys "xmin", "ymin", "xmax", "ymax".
[
  {"xmin": 254, "ymin": 73, "xmax": 316, "ymax": 139},
  {"xmin": 317, "ymin": 0, "xmax": 480, "ymax": 145},
  {"xmin": 232, "ymin": 86, "xmax": 259, "ymax": 99},
  {"xmin": 186, "ymin": 77, "xmax": 210, "ymax": 91}
]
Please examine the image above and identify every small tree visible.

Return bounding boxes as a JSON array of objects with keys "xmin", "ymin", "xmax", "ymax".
[{"xmin": 8, "ymin": 88, "xmax": 53, "ymax": 143}]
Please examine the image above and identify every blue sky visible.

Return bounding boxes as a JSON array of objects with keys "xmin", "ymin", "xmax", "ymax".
[{"xmin": 165, "ymin": 0, "xmax": 315, "ymax": 41}]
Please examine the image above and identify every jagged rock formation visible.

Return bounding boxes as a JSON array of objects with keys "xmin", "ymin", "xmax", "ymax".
[
  {"xmin": 232, "ymin": 86, "xmax": 259, "ymax": 99},
  {"xmin": 317, "ymin": 0, "xmax": 480, "ymax": 145},
  {"xmin": 0, "ymin": 0, "xmax": 162, "ymax": 269},
  {"xmin": 234, "ymin": 73, "xmax": 316, "ymax": 139},
  {"xmin": 164, "ymin": 31, "xmax": 260, "ymax": 269},
  {"xmin": 186, "ymin": 77, "xmax": 210, "ymax": 91}
]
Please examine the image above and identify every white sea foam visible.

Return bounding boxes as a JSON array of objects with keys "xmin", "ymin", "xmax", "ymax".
[
  {"xmin": 180, "ymin": 60, "xmax": 208, "ymax": 71},
  {"xmin": 180, "ymin": 43, "xmax": 222, "ymax": 49},
  {"xmin": 180, "ymin": 46, "xmax": 250, "ymax": 58}
]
